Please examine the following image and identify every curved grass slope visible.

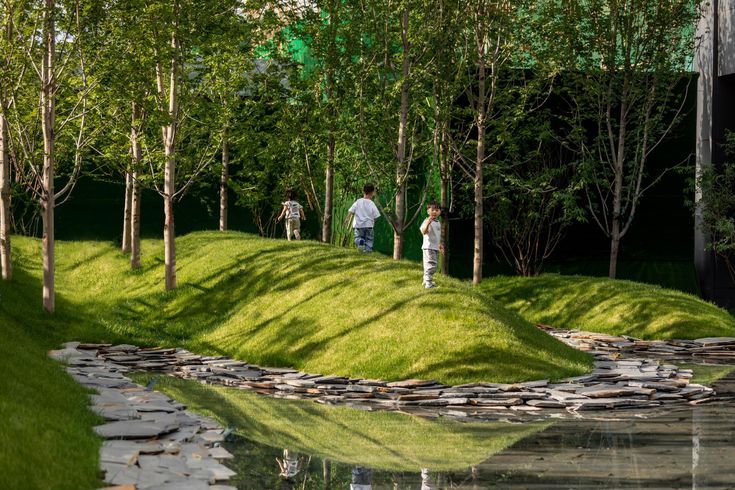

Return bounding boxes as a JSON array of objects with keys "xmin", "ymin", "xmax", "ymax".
[
  {"xmin": 7, "ymin": 232, "xmax": 590, "ymax": 384},
  {"xmin": 0, "ymin": 316, "xmax": 102, "ymax": 490},
  {"xmin": 139, "ymin": 375, "xmax": 549, "ymax": 472},
  {"xmin": 480, "ymin": 274, "xmax": 735, "ymax": 340}
]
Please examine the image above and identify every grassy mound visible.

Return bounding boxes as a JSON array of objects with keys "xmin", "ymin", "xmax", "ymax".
[
  {"xmin": 0, "ymin": 231, "xmax": 589, "ymax": 488},
  {"xmin": 137, "ymin": 374, "xmax": 549, "ymax": 472},
  {"xmin": 480, "ymin": 274, "xmax": 735, "ymax": 340},
  {"xmin": 3, "ymin": 232, "xmax": 591, "ymax": 385}
]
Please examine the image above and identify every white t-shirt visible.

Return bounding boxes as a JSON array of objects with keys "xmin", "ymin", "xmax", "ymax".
[
  {"xmin": 420, "ymin": 218, "xmax": 441, "ymax": 251},
  {"xmin": 282, "ymin": 200, "xmax": 302, "ymax": 219},
  {"xmin": 348, "ymin": 198, "xmax": 380, "ymax": 228}
]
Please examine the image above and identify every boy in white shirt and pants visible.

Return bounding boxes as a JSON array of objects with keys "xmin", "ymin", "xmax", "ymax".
[
  {"xmin": 344, "ymin": 183, "xmax": 381, "ymax": 252},
  {"xmin": 420, "ymin": 201, "xmax": 444, "ymax": 288}
]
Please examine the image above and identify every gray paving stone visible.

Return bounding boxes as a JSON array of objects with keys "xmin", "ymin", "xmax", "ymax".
[{"xmin": 95, "ymin": 420, "xmax": 180, "ymax": 439}]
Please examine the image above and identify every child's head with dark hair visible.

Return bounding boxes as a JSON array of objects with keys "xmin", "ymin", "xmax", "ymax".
[
  {"xmin": 427, "ymin": 200, "xmax": 441, "ymax": 219},
  {"xmin": 363, "ymin": 183, "xmax": 375, "ymax": 196},
  {"xmin": 286, "ymin": 189, "xmax": 297, "ymax": 200}
]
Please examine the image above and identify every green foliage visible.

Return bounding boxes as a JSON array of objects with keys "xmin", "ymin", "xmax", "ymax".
[
  {"xmin": 532, "ymin": 0, "xmax": 702, "ymax": 273},
  {"xmin": 480, "ymin": 273, "xmax": 735, "ymax": 340},
  {"xmin": 486, "ymin": 104, "xmax": 586, "ymax": 276},
  {"xmin": 696, "ymin": 132, "xmax": 735, "ymax": 283}
]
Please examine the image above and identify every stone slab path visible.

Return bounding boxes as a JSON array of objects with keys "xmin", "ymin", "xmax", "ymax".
[{"xmin": 49, "ymin": 343, "xmax": 237, "ymax": 490}]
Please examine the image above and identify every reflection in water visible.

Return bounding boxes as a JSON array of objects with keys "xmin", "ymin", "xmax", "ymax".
[
  {"xmin": 276, "ymin": 449, "xmax": 305, "ymax": 479},
  {"xmin": 351, "ymin": 467, "xmax": 372, "ymax": 489},
  {"xmin": 219, "ymin": 402, "xmax": 735, "ymax": 488},
  {"xmin": 141, "ymin": 368, "xmax": 735, "ymax": 488}
]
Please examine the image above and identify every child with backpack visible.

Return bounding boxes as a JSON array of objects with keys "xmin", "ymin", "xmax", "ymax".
[{"xmin": 277, "ymin": 189, "xmax": 306, "ymax": 241}]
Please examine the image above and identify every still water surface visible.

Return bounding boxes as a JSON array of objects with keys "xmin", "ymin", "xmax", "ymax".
[{"xmin": 153, "ymin": 367, "xmax": 735, "ymax": 489}]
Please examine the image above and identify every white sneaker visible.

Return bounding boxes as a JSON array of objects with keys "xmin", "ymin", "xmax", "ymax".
[{"xmin": 424, "ymin": 283, "xmax": 437, "ymax": 289}]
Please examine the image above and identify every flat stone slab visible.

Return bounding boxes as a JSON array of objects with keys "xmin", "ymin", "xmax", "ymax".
[
  {"xmin": 95, "ymin": 420, "xmax": 180, "ymax": 439},
  {"xmin": 386, "ymin": 379, "xmax": 437, "ymax": 388},
  {"xmin": 693, "ymin": 337, "xmax": 735, "ymax": 346}
]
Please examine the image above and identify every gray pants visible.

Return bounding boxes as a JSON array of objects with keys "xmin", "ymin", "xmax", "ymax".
[{"xmin": 423, "ymin": 249, "xmax": 438, "ymax": 285}]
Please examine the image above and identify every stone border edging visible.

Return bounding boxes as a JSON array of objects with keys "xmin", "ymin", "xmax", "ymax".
[
  {"xmin": 52, "ymin": 328, "xmax": 724, "ymax": 421},
  {"xmin": 50, "ymin": 327, "xmax": 735, "ymax": 488},
  {"xmin": 49, "ymin": 343, "xmax": 237, "ymax": 490}
]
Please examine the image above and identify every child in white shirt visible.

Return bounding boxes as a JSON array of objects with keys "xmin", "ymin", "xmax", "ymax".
[
  {"xmin": 419, "ymin": 200, "xmax": 444, "ymax": 288},
  {"xmin": 277, "ymin": 189, "xmax": 306, "ymax": 241},
  {"xmin": 344, "ymin": 183, "xmax": 381, "ymax": 252}
]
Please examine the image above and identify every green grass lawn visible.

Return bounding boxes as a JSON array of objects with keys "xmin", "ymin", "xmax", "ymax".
[
  {"xmin": 4, "ymin": 232, "xmax": 592, "ymax": 385},
  {"xmin": 136, "ymin": 374, "xmax": 549, "ymax": 473},
  {"xmin": 480, "ymin": 274, "xmax": 735, "ymax": 340},
  {"xmin": 0, "ymin": 231, "xmax": 590, "ymax": 489},
  {"xmin": 0, "ymin": 314, "xmax": 102, "ymax": 490}
]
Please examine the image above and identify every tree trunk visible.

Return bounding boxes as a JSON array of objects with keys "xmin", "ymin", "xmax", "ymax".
[
  {"xmin": 609, "ymin": 218, "xmax": 621, "ymax": 279},
  {"xmin": 0, "ymin": 0, "xmax": 12, "ymax": 280},
  {"xmin": 393, "ymin": 8, "xmax": 410, "ymax": 261},
  {"xmin": 131, "ymin": 170, "xmax": 141, "ymax": 269},
  {"xmin": 0, "ymin": 111, "xmax": 11, "ymax": 280},
  {"xmin": 322, "ymin": 3, "xmax": 336, "ymax": 244},
  {"xmin": 41, "ymin": 0, "xmax": 55, "ymax": 312},
  {"xmin": 130, "ymin": 102, "xmax": 142, "ymax": 269},
  {"xmin": 322, "ymin": 133, "xmax": 334, "ymax": 243},
  {"xmin": 219, "ymin": 130, "xmax": 228, "ymax": 231},
  {"xmin": 164, "ymin": 174, "xmax": 175, "ymax": 289},
  {"xmin": 439, "ymin": 126, "xmax": 450, "ymax": 276},
  {"xmin": 162, "ymin": 35, "xmax": 178, "ymax": 291},
  {"xmin": 323, "ymin": 459, "xmax": 331, "ymax": 489},
  {"xmin": 473, "ymin": 48, "xmax": 486, "ymax": 286},
  {"xmin": 609, "ymin": 108, "xmax": 626, "ymax": 279},
  {"xmin": 122, "ymin": 171, "xmax": 132, "ymax": 253}
]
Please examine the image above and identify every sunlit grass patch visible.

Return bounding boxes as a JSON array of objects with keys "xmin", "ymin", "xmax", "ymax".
[{"xmin": 480, "ymin": 274, "xmax": 735, "ymax": 340}]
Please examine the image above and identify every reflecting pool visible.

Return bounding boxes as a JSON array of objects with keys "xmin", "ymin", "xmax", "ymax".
[{"xmin": 136, "ymin": 365, "xmax": 735, "ymax": 489}]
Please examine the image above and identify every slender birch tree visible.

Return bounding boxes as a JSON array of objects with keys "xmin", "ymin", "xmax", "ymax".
[
  {"xmin": 538, "ymin": 0, "xmax": 702, "ymax": 278},
  {"xmin": 0, "ymin": 1, "xmax": 23, "ymax": 280},
  {"xmin": 9, "ymin": 0, "xmax": 98, "ymax": 311},
  {"xmin": 451, "ymin": 0, "xmax": 520, "ymax": 285}
]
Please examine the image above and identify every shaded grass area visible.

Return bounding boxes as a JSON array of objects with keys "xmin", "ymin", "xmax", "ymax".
[
  {"xmin": 480, "ymin": 274, "xmax": 735, "ymax": 340},
  {"xmin": 0, "ymin": 315, "xmax": 102, "ymax": 490},
  {"xmin": 4, "ymin": 232, "xmax": 592, "ymax": 385},
  {"xmin": 136, "ymin": 374, "xmax": 549, "ymax": 473}
]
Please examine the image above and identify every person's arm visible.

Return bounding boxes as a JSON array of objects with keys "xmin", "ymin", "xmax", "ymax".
[
  {"xmin": 299, "ymin": 207, "xmax": 306, "ymax": 220},
  {"xmin": 371, "ymin": 201, "xmax": 381, "ymax": 220},
  {"xmin": 343, "ymin": 211, "xmax": 354, "ymax": 227},
  {"xmin": 420, "ymin": 217, "xmax": 434, "ymax": 235},
  {"xmin": 276, "ymin": 205, "xmax": 287, "ymax": 222}
]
